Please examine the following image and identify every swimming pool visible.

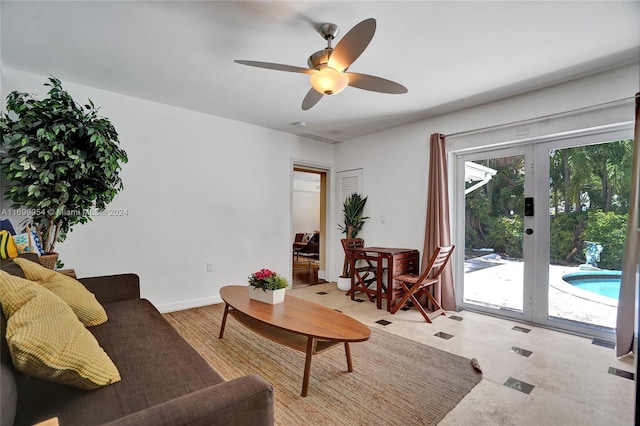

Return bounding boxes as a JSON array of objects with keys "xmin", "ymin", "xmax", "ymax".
[{"xmin": 561, "ymin": 270, "xmax": 621, "ymax": 299}]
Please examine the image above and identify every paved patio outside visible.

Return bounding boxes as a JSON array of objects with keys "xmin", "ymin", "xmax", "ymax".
[{"xmin": 463, "ymin": 255, "xmax": 618, "ymax": 329}]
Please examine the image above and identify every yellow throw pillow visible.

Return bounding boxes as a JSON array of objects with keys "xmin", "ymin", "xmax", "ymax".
[
  {"xmin": 13, "ymin": 257, "xmax": 108, "ymax": 327},
  {"xmin": 0, "ymin": 270, "xmax": 121, "ymax": 389},
  {"xmin": 0, "ymin": 230, "xmax": 18, "ymax": 259}
]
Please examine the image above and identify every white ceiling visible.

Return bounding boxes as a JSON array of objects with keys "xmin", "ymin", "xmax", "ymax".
[{"xmin": 2, "ymin": 1, "xmax": 639, "ymax": 143}]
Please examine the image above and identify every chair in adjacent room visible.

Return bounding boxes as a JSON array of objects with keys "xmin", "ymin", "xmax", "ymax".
[
  {"xmin": 341, "ymin": 238, "xmax": 382, "ymax": 304},
  {"xmin": 292, "ymin": 233, "xmax": 305, "ymax": 261},
  {"xmin": 390, "ymin": 245, "xmax": 455, "ymax": 322}
]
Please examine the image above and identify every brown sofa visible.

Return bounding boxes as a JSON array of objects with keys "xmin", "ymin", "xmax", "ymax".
[{"xmin": 1, "ymin": 256, "xmax": 274, "ymax": 426}]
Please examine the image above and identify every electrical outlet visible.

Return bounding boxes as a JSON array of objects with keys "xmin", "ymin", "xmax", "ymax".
[{"xmin": 206, "ymin": 262, "xmax": 213, "ymax": 272}]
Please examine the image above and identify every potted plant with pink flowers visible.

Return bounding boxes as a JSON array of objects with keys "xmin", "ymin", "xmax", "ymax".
[{"xmin": 247, "ymin": 268, "xmax": 288, "ymax": 304}]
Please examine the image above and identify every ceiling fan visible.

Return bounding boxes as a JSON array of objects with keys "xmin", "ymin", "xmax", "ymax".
[{"xmin": 235, "ymin": 18, "xmax": 408, "ymax": 110}]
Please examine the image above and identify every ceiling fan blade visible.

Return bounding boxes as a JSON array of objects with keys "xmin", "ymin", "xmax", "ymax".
[
  {"xmin": 301, "ymin": 88, "xmax": 323, "ymax": 110},
  {"xmin": 345, "ymin": 72, "xmax": 408, "ymax": 94},
  {"xmin": 234, "ymin": 60, "xmax": 315, "ymax": 74},
  {"xmin": 328, "ymin": 18, "xmax": 376, "ymax": 72}
]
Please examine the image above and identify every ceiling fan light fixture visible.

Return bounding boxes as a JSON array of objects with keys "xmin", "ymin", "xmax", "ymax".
[{"xmin": 310, "ymin": 67, "xmax": 348, "ymax": 95}]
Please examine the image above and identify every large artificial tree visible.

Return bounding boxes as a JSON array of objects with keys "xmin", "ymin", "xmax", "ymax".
[{"xmin": 0, "ymin": 77, "xmax": 128, "ymax": 254}]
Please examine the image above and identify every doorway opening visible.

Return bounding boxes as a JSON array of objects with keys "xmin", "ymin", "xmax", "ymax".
[{"xmin": 292, "ymin": 167, "xmax": 328, "ymax": 288}]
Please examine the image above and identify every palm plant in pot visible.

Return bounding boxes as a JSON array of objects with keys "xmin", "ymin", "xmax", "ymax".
[
  {"xmin": 337, "ymin": 193, "xmax": 369, "ymax": 290},
  {"xmin": 0, "ymin": 77, "xmax": 128, "ymax": 268}
]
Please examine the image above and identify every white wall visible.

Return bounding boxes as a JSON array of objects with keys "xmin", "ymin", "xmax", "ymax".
[
  {"xmin": 292, "ymin": 191, "xmax": 319, "ymax": 235},
  {"xmin": 333, "ymin": 63, "xmax": 639, "ymax": 275},
  {"xmin": 1, "ymin": 68, "xmax": 334, "ymax": 311}
]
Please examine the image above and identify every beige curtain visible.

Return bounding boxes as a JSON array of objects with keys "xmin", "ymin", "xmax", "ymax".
[
  {"xmin": 616, "ymin": 92, "xmax": 640, "ymax": 357},
  {"xmin": 422, "ymin": 133, "xmax": 456, "ymax": 311}
]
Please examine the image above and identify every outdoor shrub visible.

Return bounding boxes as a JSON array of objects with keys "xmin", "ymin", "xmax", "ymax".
[
  {"xmin": 549, "ymin": 212, "xmax": 585, "ymax": 264},
  {"xmin": 487, "ymin": 216, "xmax": 523, "ymax": 258},
  {"xmin": 465, "ymin": 190, "xmax": 491, "ymax": 250},
  {"xmin": 583, "ymin": 210, "xmax": 627, "ymax": 270}
]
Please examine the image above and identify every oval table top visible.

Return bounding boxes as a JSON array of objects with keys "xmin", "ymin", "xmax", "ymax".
[{"xmin": 220, "ymin": 285, "xmax": 370, "ymax": 342}]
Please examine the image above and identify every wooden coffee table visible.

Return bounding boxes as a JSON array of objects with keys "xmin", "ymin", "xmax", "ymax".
[{"xmin": 219, "ymin": 285, "xmax": 371, "ymax": 397}]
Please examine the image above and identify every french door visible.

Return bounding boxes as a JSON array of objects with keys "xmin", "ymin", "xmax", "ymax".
[{"xmin": 455, "ymin": 124, "xmax": 633, "ymax": 339}]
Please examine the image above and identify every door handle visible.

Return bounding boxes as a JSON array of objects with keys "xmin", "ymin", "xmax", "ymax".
[{"xmin": 525, "ymin": 228, "xmax": 533, "ymax": 235}]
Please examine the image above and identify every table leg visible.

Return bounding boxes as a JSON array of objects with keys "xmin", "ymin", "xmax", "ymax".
[
  {"xmin": 347, "ymin": 255, "xmax": 357, "ymax": 300},
  {"xmin": 218, "ymin": 303, "xmax": 230, "ymax": 339},
  {"xmin": 375, "ymin": 254, "xmax": 383, "ymax": 309},
  {"xmin": 302, "ymin": 337, "xmax": 315, "ymax": 397},
  {"xmin": 344, "ymin": 342, "xmax": 353, "ymax": 372}
]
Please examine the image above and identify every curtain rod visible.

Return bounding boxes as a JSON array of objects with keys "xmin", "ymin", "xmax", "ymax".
[{"xmin": 444, "ymin": 95, "xmax": 638, "ymax": 139}]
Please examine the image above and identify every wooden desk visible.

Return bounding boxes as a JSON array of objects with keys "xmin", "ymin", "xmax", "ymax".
[
  {"xmin": 219, "ymin": 285, "xmax": 370, "ymax": 396},
  {"xmin": 351, "ymin": 247, "xmax": 419, "ymax": 311}
]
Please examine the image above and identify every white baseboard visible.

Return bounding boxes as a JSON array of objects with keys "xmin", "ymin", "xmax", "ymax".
[{"xmin": 156, "ymin": 295, "xmax": 223, "ymax": 313}]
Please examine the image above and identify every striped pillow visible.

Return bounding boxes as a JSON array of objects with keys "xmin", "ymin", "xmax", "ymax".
[{"xmin": 0, "ymin": 230, "xmax": 18, "ymax": 259}]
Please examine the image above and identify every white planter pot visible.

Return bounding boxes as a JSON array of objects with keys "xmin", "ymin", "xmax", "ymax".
[
  {"xmin": 248, "ymin": 287, "xmax": 286, "ymax": 304},
  {"xmin": 336, "ymin": 276, "xmax": 352, "ymax": 292}
]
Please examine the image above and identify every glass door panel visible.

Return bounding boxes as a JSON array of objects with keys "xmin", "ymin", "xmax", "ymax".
[
  {"xmin": 456, "ymin": 125, "xmax": 632, "ymax": 339},
  {"xmin": 546, "ymin": 139, "xmax": 632, "ymax": 331},
  {"xmin": 463, "ymin": 154, "xmax": 525, "ymax": 313}
]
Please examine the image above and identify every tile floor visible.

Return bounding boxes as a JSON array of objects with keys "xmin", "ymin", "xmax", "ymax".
[{"xmin": 289, "ymin": 283, "xmax": 636, "ymax": 426}]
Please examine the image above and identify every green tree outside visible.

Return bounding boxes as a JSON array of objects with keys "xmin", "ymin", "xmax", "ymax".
[{"xmin": 466, "ymin": 139, "xmax": 631, "ymax": 269}]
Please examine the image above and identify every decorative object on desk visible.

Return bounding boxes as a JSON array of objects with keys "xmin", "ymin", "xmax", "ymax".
[
  {"xmin": 0, "ymin": 76, "xmax": 128, "ymax": 257},
  {"xmin": 248, "ymin": 268, "xmax": 288, "ymax": 304},
  {"xmin": 338, "ymin": 193, "xmax": 369, "ymax": 278}
]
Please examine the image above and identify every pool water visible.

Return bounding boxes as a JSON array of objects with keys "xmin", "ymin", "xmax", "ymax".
[{"xmin": 561, "ymin": 271, "xmax": 621, "ymax": 299}]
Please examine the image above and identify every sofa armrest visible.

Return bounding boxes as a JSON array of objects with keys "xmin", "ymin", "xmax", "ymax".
[
  {"xmin": 101, "ymin": 374, "xmax": 274, "ymax": 426},
  {"xmin": 78, "ymin": 274, "xmax": 141, "ymax": 304}
]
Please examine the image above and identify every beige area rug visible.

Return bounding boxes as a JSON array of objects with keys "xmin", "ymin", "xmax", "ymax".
[{"xmin": 165, "ymin": 303, "xmax": 482, "ymax": 426}]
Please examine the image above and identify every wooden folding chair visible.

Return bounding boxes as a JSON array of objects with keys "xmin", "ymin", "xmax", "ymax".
[
  {"xmin": 341, "ymin": 238, "xmax": 380, "ymax": 303},
  {"xmin": 390, "ymin": 245, "xmax": 455, "ymax": 322},
  {"xmin": 388, "ymin": 250, "xmax": 420, "ymax": 311}
]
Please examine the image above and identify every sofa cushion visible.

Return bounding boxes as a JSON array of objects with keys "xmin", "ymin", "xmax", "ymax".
[
  {"xmin": 14, "ymin": 298, "xmax": 226, "ymax": 426},
  {"xmin": 13, "ymin": 257, "xmax": 108, "ymax": 327},
  {"xmin": 0, "ymin": 271, "xmax": 121, "ymax": 390}
]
